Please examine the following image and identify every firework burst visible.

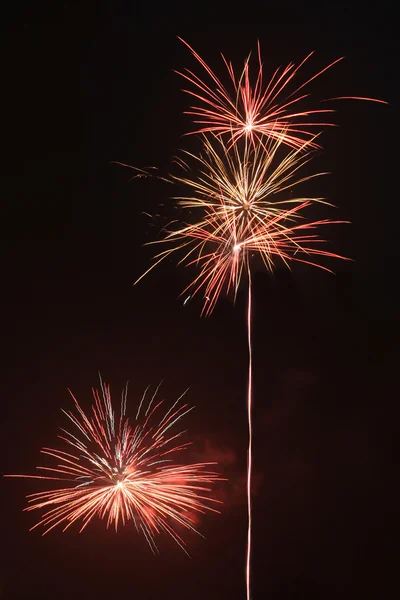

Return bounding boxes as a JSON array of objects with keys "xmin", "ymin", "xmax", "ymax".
[
  {"xmin": 135, "ymin": 133, "xmax": 349, "ymax": 315},
  {"xmin": 176, "ymin": 37, "xmax": 386, "ymax": 150},
  {"xmin": 5, "ymin": 378, "xmax": 221, "ymax": 554}
]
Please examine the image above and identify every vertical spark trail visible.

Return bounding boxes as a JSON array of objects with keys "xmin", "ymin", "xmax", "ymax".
[{"xmin": 246, "ymin": 274, "xmax": 253, "ymax": 600}]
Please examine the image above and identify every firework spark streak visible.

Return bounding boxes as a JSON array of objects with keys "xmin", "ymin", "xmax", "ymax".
[
  {"xmin": 5, "ymin": 378, "xmax": 221, "ymax": 553},
  {"xmin": 176, "ymin": 37, "xmax": 387, "ymax": 151}
]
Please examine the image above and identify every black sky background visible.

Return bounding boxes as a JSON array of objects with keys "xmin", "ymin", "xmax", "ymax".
[{"xmin": 1, "ymin": 2, "xmax": 399, "ymax": 599}]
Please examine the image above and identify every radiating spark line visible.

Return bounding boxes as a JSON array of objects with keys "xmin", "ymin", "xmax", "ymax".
[
  {"xmin": 5, "ymin": 379, "xmax": 222, "ymax": 552},
  {"xmin": 145, "ymin": 380, "xmax": 163, "ymax": 416},
  {"xmin": 136, "ymin": 384, "xmax": 151, "ymax": 420}
]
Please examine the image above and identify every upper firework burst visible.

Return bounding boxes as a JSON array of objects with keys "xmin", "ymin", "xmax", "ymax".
[
  {"xmin": 5, "ymin": 377, "xmax": 221, "ymax": 553},
  {"xmin": 176, "ymin": 38, "xmax": 386, "ymax": 150}
]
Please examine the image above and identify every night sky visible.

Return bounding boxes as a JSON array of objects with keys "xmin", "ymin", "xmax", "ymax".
[{"xmin": 1, "ymin": 3, "xmax": 398, "ymax": 599}]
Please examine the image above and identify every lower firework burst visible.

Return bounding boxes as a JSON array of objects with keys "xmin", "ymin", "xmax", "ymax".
[{"xmin": 5, "ymin": 377, "xmax": 221, "ymax": 553}]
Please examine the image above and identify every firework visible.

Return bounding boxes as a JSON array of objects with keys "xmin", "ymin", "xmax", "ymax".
[
  {"xmin": 176, "ymin": 37, "xmax": 386, "ymax": 150},
  {"xmin": 135, "ymin": 133, "xmax": 349, "ymax": 315},
  {"xmin": 5, "ymin": 378, "xmax": 221, "ymax": 553}
]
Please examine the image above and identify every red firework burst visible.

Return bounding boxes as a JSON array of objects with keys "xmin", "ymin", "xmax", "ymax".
[
  {"xmin": 5, "ymin": 378, "xmax": 221, "ymax": 554},
  {"xmin": 176, "ymin": 37, "xmax": 386, "ymax": 150}
]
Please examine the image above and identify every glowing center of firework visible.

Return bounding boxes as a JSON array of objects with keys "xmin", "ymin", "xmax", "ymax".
[
  {"xmin": 233, "ymin": 243, "xmax": 242, "ymax": 252},
  {"xmin": 115, "ymin": 480, "xmax": 124, "ymax": 490},
  {"xmin": 245, "ymin": 123, "xmax": 253, "ymax": 132}
]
